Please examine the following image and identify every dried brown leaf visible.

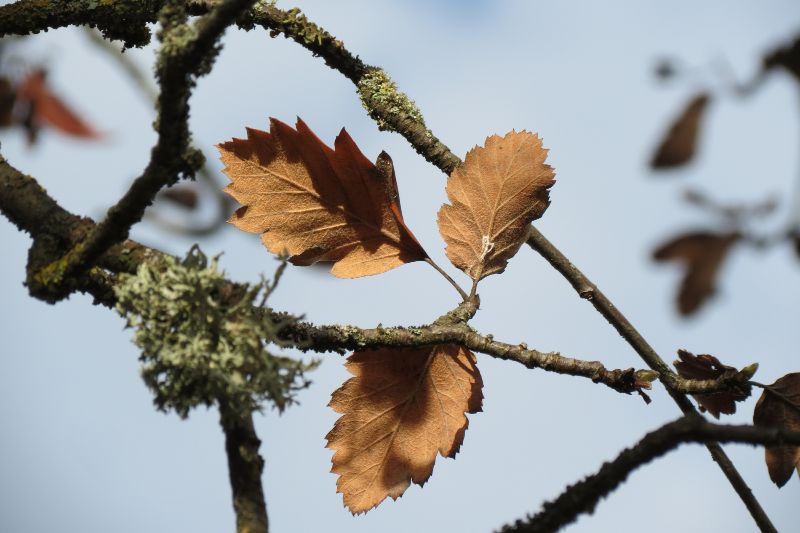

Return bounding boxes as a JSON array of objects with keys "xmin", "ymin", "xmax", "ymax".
[
  {"xmin": 653, "ymin": 230, "xmax": 739, "ymax": 315},
  {"xmin": 673, "ymin": 349, "xmax": 750, "ymax": 418},
  {"xmin": 16, "ymin": 69, "xmax": 101, "ymax": 140},
  {"xmin": 650, "ymin": 93, "xmax": 710, "ymax": 169},
  {"xmin": 326, "ymin": 345, "xmax": 483, "ymax": 514},
  {"xmin": 753, "ymin": 373, "xmax": 800, "ymax": 487},
  {"xmin": 437, "ymin": 131, "xmax": 555, "ymax": 282},
  {"xmin": 219, "ymin": 118, "xmax": 428, "ymax": 277}
]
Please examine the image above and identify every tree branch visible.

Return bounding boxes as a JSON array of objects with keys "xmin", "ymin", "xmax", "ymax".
[
  {"xmin": 524, "ymin": 227, "xmax": 777, "ymax": 531},
  {"xmin": 240, "ymin": 6, "xmax": 777, "ymax": 531},
  {"xmin": 498, "ymin": 416, "xmax": 800, "ymax": 533},
  {"xmin": 83, "ymin": 27, "xmax": 234, "ymax": 238},
  {"xmin": 0, "ymin": 154, "xmax": 153, "ymax": 276},
  {"xmin": 233, "ymin": 4, "xmax": 462, "ymax": 173},
  {"xmin": 0, "ymin": 156, "xmax": 651, "ymax": 397},
  {"xmin": 0, "ymin": 0, "xmax": 160, "ymax": 48},
  {"xmin": 220, "ymin": 402, "xmax": 269, "ymax": 533},
  {"xmin": 27, "ymin": 0, "xmax": 257, "ymax": 303},
  {"xmin": 0, "ymin": 4, "xmax": 779, "ymax": 530},
  {"xmin": 671, "ymin": 370, "xmax": 755, "ymax": 395},
  {"xmin": 277, "ymin": 315, "xmax": 656, "ymax": 397},
  {"xmin": 526, "ymin": 227, "xmax": 682, "ymax": 388},
  {"xmin": 84, "ymin": 27, "xmax": 159, "ymax": 102}
]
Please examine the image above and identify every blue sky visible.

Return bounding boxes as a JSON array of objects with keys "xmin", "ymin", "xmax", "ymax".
[{"xmin": 1, "ymin": 2, "xmax": 800, "ymax": 532}]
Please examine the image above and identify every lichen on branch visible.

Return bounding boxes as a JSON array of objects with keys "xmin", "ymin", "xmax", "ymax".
[
  {"xmin": 114, "ymin": 245, "xmax": 318, "ymax": 419},
  {"xmin": 357, "ymin": 69, "xmax": 425, "ymax": 132},
  {"xmin": 0, "ymin": 0, "xmax": 159, "ymax": 48}
]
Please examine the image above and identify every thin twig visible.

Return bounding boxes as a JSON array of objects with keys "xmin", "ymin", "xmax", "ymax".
[
  {"xmin": 789, "ymin": 89, "xmax": 800, "ymax": 228},
  {"xmin": 278, "ymin": 316, "xmax": 654, "ymax": 396},
  {"xmin": 670, "ymin": 373, "xmax": 752, "ymax": 395},
  {"xmin": 234, "ymin": 4, "xmax": 461, "ymax": 173},
  {"xmin": 262, "ymin": 257, "xmax": 289, "ymax": 303},
  {"xmin": 424, "ymin": 257, "xmax": 468, "ymax": 301},
  {"xmin": 469, "ymin": 279, "xmax": 479, "ymax": 300},
  {"xmin": 83, "ymin": 27, "xmax": 158, "ymax": 101},
  {"xmin": 83, "ymin": 26, "xmax": 234, "ymax": 238},
  {"xmin": 85, "ymin": 28, "xmax": 231, "ymax": 237},
  {"xmin": 498, "ymin": 415, "xmax": 800, "ymax": 533},
  {"xmin": 525, "ymin": 225, "xmax": 777, "ymax": 532},
  {"xmin": 711, "ymin": 55, "xmax": 769, "ymax": 98}
]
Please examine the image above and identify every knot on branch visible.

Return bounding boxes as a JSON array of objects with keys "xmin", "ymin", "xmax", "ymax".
[{"xmin": 114, "ymin": 245, "xmax": 318, "ymax": 419}]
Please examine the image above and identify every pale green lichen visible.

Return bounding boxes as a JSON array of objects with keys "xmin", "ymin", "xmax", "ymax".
[
  {"xmin": 265, "ymin": 6, "xmax": 328, "ymax": 47},
  {"xmin": 156, "ymin": 0, "xmax": 197, "ymax": 67},
  {"xmin": 357, "ymin": 70, "xmax": 425, "ymax": 132},
  {"xmin": 114, "ymin": 246, "xmax": 318, "ymax": 419}
]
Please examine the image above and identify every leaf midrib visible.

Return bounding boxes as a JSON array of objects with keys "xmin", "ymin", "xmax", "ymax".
[{"xmin": 241, "ymin": 156, "xmax": 406, "ymax": 248}]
